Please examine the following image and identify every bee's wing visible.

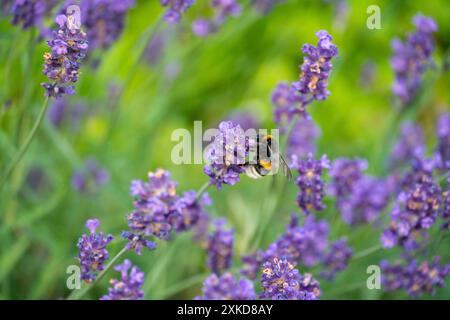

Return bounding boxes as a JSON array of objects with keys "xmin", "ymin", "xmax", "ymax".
[
  {"xmin": 267, "ymin": 144, "xmax": 292, "ymax": 181},
  {"xmin": 279, "ymin": 153, "xmax": 293, "ymax": 180}
]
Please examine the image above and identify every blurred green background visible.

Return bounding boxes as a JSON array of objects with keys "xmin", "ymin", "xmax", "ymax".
[{"xmin": 0, "ymin": 0, "xmax": 449, "ymax": 299}]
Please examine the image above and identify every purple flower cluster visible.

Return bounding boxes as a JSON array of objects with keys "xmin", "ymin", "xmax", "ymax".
[
  {"xmin": 272, "ymin": 82, "xmax": 305, "ymax": 125},
  {"xmin": 389, "ymin": 122, "xmax": 425, "ymax": 169},
  {"xmin": 328, "ymin": 158, "xmax": 389, "ymax": 225},
  {"xmin": 286, "ymin": 119, "xmax": 321, "ymax": 159},
  {"xmin": 339, "ymin": 175, "xmax": 390, "ymax": 225},
  {"xmin": 291, "ymin": 154, "xmax": 330, "ymax": 214},
  {"xmin": 77, "ymin": 219, "xmax": 114, "ymax": 282},
  {"xmin": 124, "ymin": 169, "xmax": 211, "ymax": 254},
  {"xmin": 381, "ymin": 256, "xmax": 450, "ymax": 297},
  {"xmin": 442, "ymin": 179, "xmax": 450, "ymax": 230},
  {"xmin": 171, "ymin": 191, "xmax": 211, "ymax": 232},
  {"xmin": 192, "ymin": 0, "xmax": 241, "ymax": 37},
  {"xmin": 10, "ymin": 0, "xmax": 55, "ymax": 30},
  {"xmin": 101, "ymin": 259, "xmax": 144, "ymax": 300},
  {"xmin": 42, "ymin": 14, "xmax": 88, "ymax": 98},
  {"xmin": 206, "ymin": 219, "xmax": 234, "ymax": 274},
  {"xmin": 391, "ymin": 14, "xmax": 437, "ymax": 105},
  {"xmin": 71, "ymin": 158, "xmax": 109, "ymax": 193},
  {"xmin": 196, "ymin": 273, "xmax": 255, "ymax": 300},
  {"xmin": 204, "ymin": 121, "xmax": 249, "ymax": 189},
  {"xmin": 265, "ymin": 215, "xmax": 329, "ymax": 267},
  {"xmin": 260, "ymin": 257, "xmax": 320, "ymax": 300},
  {"xmin": 161, "ymin": 0, "xmax": 194, "ymax": 24},
  {"xmin": 124, "ymin": 169, "xmax": 176, "ymax": 253},
  {"xmin": 329, "ymin": 158, "xmax": 368, "ymax": 198},
  {"xmin": 435, "ymin": 113, "xmax": 450, "ymax": 169},
  {"xmin": 381, "ymin": 175, "xmax": 442, "ymax": 250},
  {"xmin": 320, "ymin": 238, "xmax": 352, "ymax": 280},
  {"xmin": 291, "ymin": 30, "xmax": 338, "ymax": 117},
  {"xmin": 70, "ymin": 0, "xmax": 135, "ymax": 50}
]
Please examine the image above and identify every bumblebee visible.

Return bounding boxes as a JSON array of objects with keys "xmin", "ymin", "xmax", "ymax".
[{"xmin": 243, "ymin": 134, "xmax": 292, "ymax": 180}]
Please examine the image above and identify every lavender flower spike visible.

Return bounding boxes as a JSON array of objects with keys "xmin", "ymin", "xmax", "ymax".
[
  {"xmin": 206, "ymin": 218, "xmax": 234, "ymax": 274},
  {"xmin": 435, "ymin": 113, "xmax": 450, "ymax": 169},
  {"xmin": 391, "ymin": 14, "xmax": 437, "ymax": 105},
  {"xmin": 260, "ymin": 257, "xmax": 320, "ymax": 300},
  {"xmin": 292, "ymin": 30, "xmax": 338, "ymax": 117},
  {"xmin": 196, "ymin": 273, "xmax": 256, "ymax": 300},
  {"xmin": 77, "ymin": 219, "xmax": 114, "ymax": 282},
  {"xmin": 101, "ymin": 259, "xmax": 144, "ymax": 300},
  {"xmin": 160, "ymin": 0, "xmax": 195, "ymax": 24},
  {"xmin": 42, "ymin": 13, "xmax": 88, "ymax": 98},
  {"xmin": 291, "ymin": 153, "xmax": 330, "ymax": 214}
]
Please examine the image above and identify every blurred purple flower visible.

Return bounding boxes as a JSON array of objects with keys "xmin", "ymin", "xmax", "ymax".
[
  {"xmin": 171, "ymin": 191, "xmax": 211, "ymax": 232},
  {"xmin": 11, "ymin": 0, "xmax": 56, "ymax": 31},
  {"xmin": 391, "ymin": 14, "xmax": 437, "ymax": 106},
  {"xmin": 161, "ymin": 0, "xmax": 194, "ymax": 24},
  {"xmin": 225, "ymin": 111, "xmax": 261, "ymax": 131},
  {"xmin": 77, "ymin": 218, "xmax": 114, "ymax": 282},
  {"xmin": 251, "ymin": 0, "xmax": 285, "ymax": 14},
  {"xmin": 328, "ymin": 157, "xmax": 367, "ymax": 199},
  {"xmin": 381, "ymin": 256, "xmax": 450, "ymax": 297},
  {"xmin": 206, "ymin": 218, "xmax": 234, "ymax": 274},
  {"xmin": 435, "ymin": 113, "xmax": 450, "ymax": 169},
  {"xmin": 192, "ymin": 19, "xmax": 213, "ymax": 37},
  {"xmin": 196, "ymin": 273, "xmax": 256, "ymax": 300},
  {"xmin": 286, "ymin": 118, "xmax": 321, "ymax": 159},
  {"xmin": 390, "ymin": 122, "xmax": 425, "ymax": 169},
  {"xmin": 62, "ymin": 0, "xmax": 135, "ymax": 51},
  {"xmin": 101, "ymin": 259, "xmax": 144, "ymax": 300},
  {"xmin": 272, "ymin": 81, "xmax": 305, "ymax": 124},
  {"xmin": 265, "ymin": 214, "xmax": 329, "ymax": 267},
  {"xmin": 191, "ymin": 0, "xmax": 241, "ymax": 37},
  {"xmin": 320, "ymin": 238, "xmax": 352, "ymax": 280},
  {"xmin": 71, "ymin": 158, "xmax": 109, "ymax": 193}
]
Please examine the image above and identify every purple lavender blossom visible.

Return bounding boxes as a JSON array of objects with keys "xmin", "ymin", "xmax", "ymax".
[
  {"xmin": 47, "ymin": 97, "xmax": 67, "ymax": 127},
  {"xmin": 171, "ymin": 191, "xmax": 211, "ymax": 232},
  {"xmin": 196, "ymin": 273, "xmax": 256, "ymax": 300},
  {"xmin": 381, "ymin": 175, "xmax": 442, "ymax": 250},
  {"xmin": 338, "ymin": 176, "xmax": 390, "ymax": 225},
  {"xmin": 191, "ymin": 0, "xmax": 241, "ymax": 37},
  {"xmin": 265, "ymin": 214, "xmax": 329, "ymax": 267},
  {"xmin": 291, "ymin": 154, "xmax": 330, "ymax": 214},
  {"xmin": 146, "ymin": 32, "xmax": 165, "ymax": 65},
  {"xmin": 440, "ymin": 176, "xmax": 450, "ymax": 230},
  {"xmin": 206, "ymin": 218, "xmax": 234, "ymax": 274},
  {"xmin": 272, "ymin": 82, "xmax": 305, "ymax": 125},
  {"xmin": 291, "ymin": 30, "xmax": 338, "ymax": 117},
  {"xmin": 121, "ymin": 231, "xmax": 157, "ymax": 255},
  {"xmin": 381, "ymin": 256, "xmax": 450, "ymax": 297},
  {"xmin": 204, "ymin": 121, "xmax": 249, "ymax": 189},
  {"xmin": 320, "ymin": 238, "xmax": 352, "ymax": 280},
  {"xmin": 11, "ymin": 0, "xmax": 55, "ymax": 31},
  {"xmin": 286, "ymin": 119, "xmax": 321, "ymax": 159},
  {"xmin": 328, "ymin": 158, "xmax": 368, "ymax": 199},
  {"xmin": 77, "ymin": 219, "xmax": 114, "ymax": 282},
  {"xmin": 125, "ymin": 169, "xmax": 178, "ymax": 252},
  {"xmin": 101, "ymin": 259, "xmax": 144, "ymax": 300},
  {"xmin": 240, "ymin": 250, "xmax": 264, "ymax": 280},
  {"xmin": 391, "ymin": 14, "xmax": 437, "ymax": 106},
  {"xmin": 160, "ymin": 0, "xmax": 195, "ymax": 24},
  {"xmin": 192, "ymin": 19, "xmax": 213, "ymax": 37},
  {"xmin": 435, "ymin": 113, "xmax": 450, "ymax": 169},
  {"xmin": 225, "ymin": 111, "xmax": 261, "ymax": 131},
  {"xmin": 64, "ymin": 0, "xmax": 135, "ymax": 50},
  {"xmin": 260, "ymin": 257, "xmax": 320, "ymax": 300},
  {"xmin": 42, "ymin": 13, "xmax": 88, "ymax": 98},
  {"xmin": 71, "ymin": 158, "xmax": 109, "ymax": 193},
  {"xmin": 390, "ymin": 122, "xmax": 425, "ymax": 169}
]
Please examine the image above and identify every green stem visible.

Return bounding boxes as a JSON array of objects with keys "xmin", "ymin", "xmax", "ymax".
[
  {"xmin": 0, "ymin": 97, "xmax": 50, "ymax": 191},
  {"xmin": 196, "ymin": 181, "xmax": 211, "ymax": 200},
  {"xmin": 352, "ymin": 244, "xmax": 382, "ymax": 261},
  {"xmin": 67, "ymin": 246, "xmax": 128, "ymax": 300}
]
